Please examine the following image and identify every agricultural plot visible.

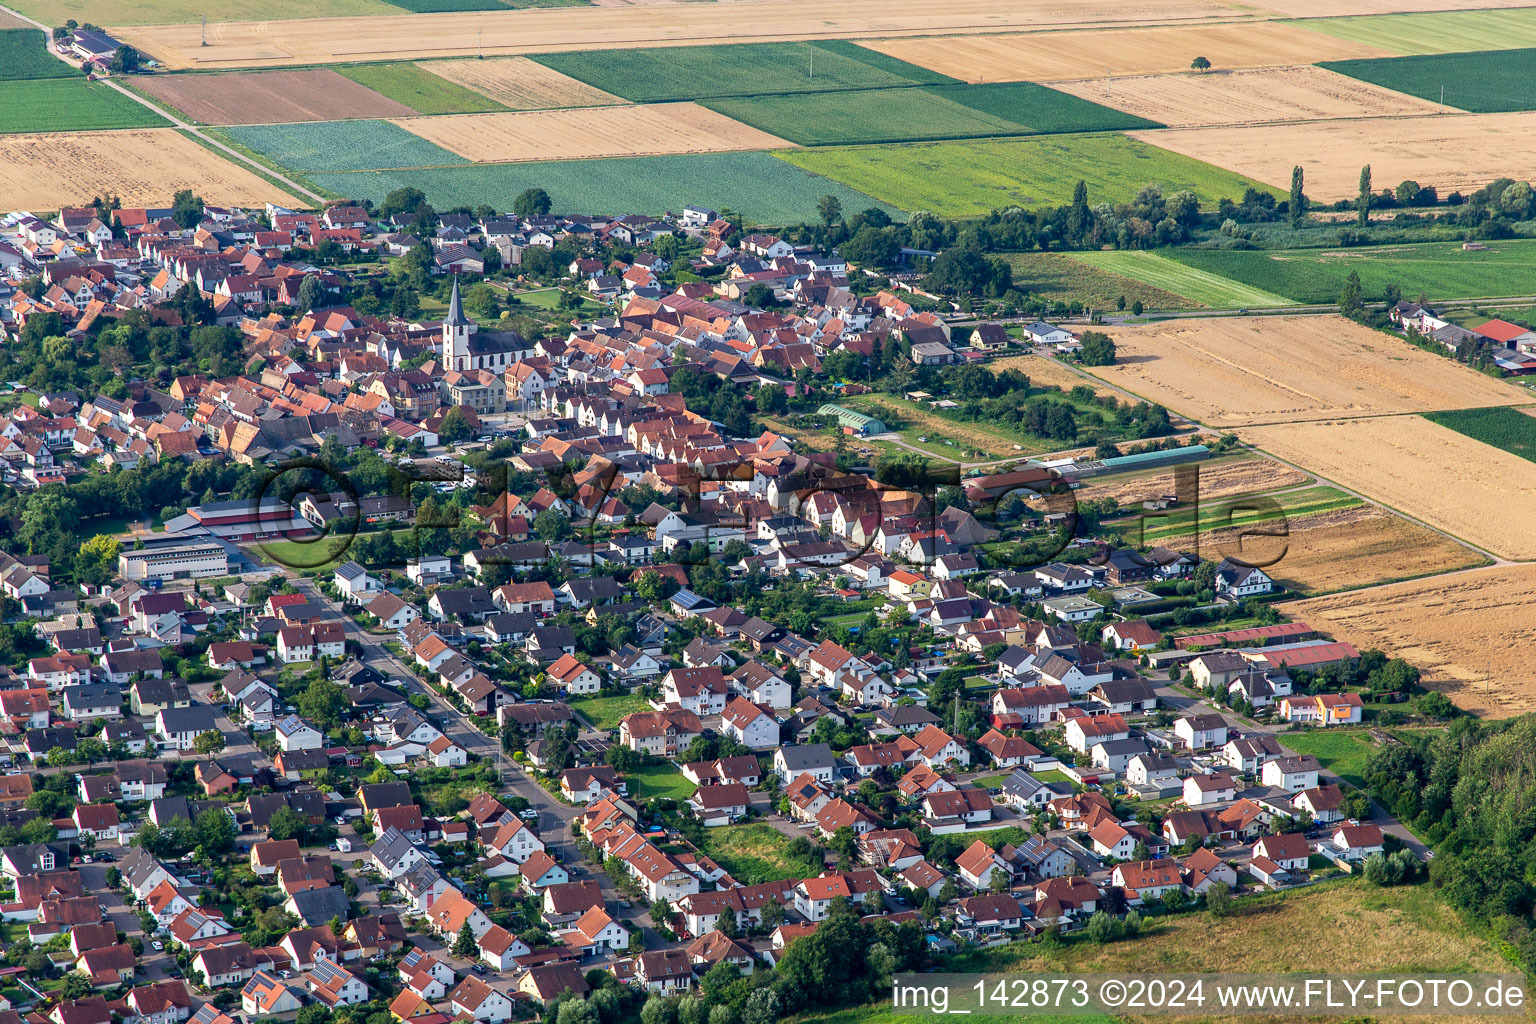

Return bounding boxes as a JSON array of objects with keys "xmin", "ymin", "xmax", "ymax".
[
  {"xmin": 393, "ymin": 103, "xmax": 792, "ymax": 162},
  {"xmin": 1126, "ymin": 485, "xmax": 1361, "ymax": 545},
  {"xmin": 0, "ymin": 128, "xmax": 298, "ymax": 210},
  {"xmin": 335, "ymin": 63, "xmax": 505, "ymax": 114},
  {"xmin": 1131, "ymin": 111, "xmax": 1536, "ymax": 202},
  {"xmin": 1245, "ymin": 415, "xmax": 1536, "ymax": 560},
  {"xmin": 1280, "ymin": 564, "xmax": 1536, "ymax": 717},
  {"xmin": 1002, "ymin": 252, "xmax": 1195, "ymax": 310},
  {"xmin": 219, "ymin": 119, "xmax": 467, "ymax": 172},
  {"xmin": 13, "ymin": 0, "xmax": 396, "ymax": 25},
  {"xmin": 777, "ymin": 133, "xmax": 1279, "ymax": 218},
  {"xmin": 0, "ymin": 80, "xmax": 170, "ymax": 134},
  {"xmin": 1068, "ymin": 250, "xmax": 1293, "ymax": 308},
  {"xmin": 861, "ymin": 22, "xmax": 1396, "ymax": 83},
  {"xmin": 307, "ymin": 150, "xmax": 896, "ymax": 223},
  {"xmin": 704, "ymin": 82, "xmax": 1155, "ymax": 147},
  {"xmin": 1048, "ymin": 65, "xmax": 1444, "ymax": 128},
  {"xmin": 1084, "ymin": 315, "xmax": 1532, "ymax": 428},
  {"xmin": 134, "ymin": 69, "xmax": 418, "ymax": 124},
  {"xmin": 1074, "ymin": 453, "xmax": 1313, "ymax": 507},
  {"xmin": 1166, "ymin": 240, "xmax": 1536, "ymax": 304},
  {"xmin": 1261, "ymin": 0, "xmax": 1536, "ymax": 15},
  {"xmin": 533, "ymin": 40, "xmax": 952, "ymax": 103},
  {"xmin": 0, "ymin": 29, "xmax": 73, "ymax": 80},
  {"xmin": 1322, "ymin": 48, "xmax": 1536, "ymax": 114},
  {"xmin": 1423, "ymin": 406, "xmax": 1536, "ymax": 462},
  {"xmin": 1291, "ymin": 8, "xmax": 1536, "ymax": 55},
  {"xmin": 419, "ymin": 56, "xmax": 624, "ymax": 109}
]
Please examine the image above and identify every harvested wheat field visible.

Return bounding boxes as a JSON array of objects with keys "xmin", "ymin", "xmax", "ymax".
[
  {"xmin": 1048, "ymin": 65, "xmax": 1446, "ymax": 128},
  {"xmin": 135, "ymin": 68, "xmax": 416, "ymax": 124},
  {"xmin": 1166, "ymin": 505, "xmax": 1485, "ymax": 597},
  {"xmin": 0, "ymin": 128, "xmax": 297, "ymax": 209},
  {"xmin": 1282, "ymin": 564, "xmax": 1536, "ymax": 716},
  {"xmin": 1086, "ymin": 315, "xmax": 1531, "ymax": 428},
  {"xmin": 991, "ymin": 354, "xmax": 1119, "ymax": 398},
  {"xmin": 391, "ymin": 103, "xmax": 791, "ymax": 163},
  {"xmin": 418, "ymin": 57, "xmax": 624, "ymax": 110},
  {"xmin": 1245, "ymin": 415, "xmax": 1536, "ymax": 560},
  {"xmin": 1133, "ymin": 111, "xmax": 1536, "ymax": 199},
  {"xmin": 119, "ymin": 0, "xmax": 1247, "ymax": 70},
  {"xmin": 1246, "ymin": 0, "xmax": 1536, "ymax": 16},
  {"xmin": 1077, "ymin": 453, "xmax": 1312, "ymax": 505},
  {"xmin": 862, "ymin": 22, "xmax": 1395, "ymax": 83}
]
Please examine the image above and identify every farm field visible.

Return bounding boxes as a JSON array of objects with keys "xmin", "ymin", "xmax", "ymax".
[
  {"xmin": 1245, "ymin": 415, "xmax": 1536, "ymax": 560},
  {"xmin": 1048, "ymin": 65, "xmax": 1444, "ymax": 128},
  {"xmin": 1125, "ymin": 485, "xmax": 1362, "ymax": 545},
  {"xmin": 1068, "ymin": 250, "xmax": 1294, "ymax": 308},
  {"xmin": 1292, "ymin": 8, "xmax": 1536, "ymax": 54},
  {"xmin": 1085, "ymin": 315, "xmax": 1531, "ymax": 428},
  {"xmin": 534, "ymin": 40, "xmax": 952, "ymax": 103},
  {"xmin": 1001, "ymin": 252, "xmax": 1196, "ymax": 310},
  {"xmin": 335, "ymin": 63, "xmax": 506, "ymax": 114},
  {"xmin": 1322, "ymin": 48, "xmax": 1536, "ymax": 114},
  {"xmin": 219, "ymin": 119, "xmax": 467, "ymax": 172},
  {"xmin": 1262, "ymin": 0, "xmax": 1536, "ymax": 14},
  {"xmin": 1423, "ymin": 406, "xmax": 1536, "ymax": 462},
  {"xmin": 0, "ymin": 79, "xmax": 170, "ymax": 134},
  {"xmin": 1159, "ymin": 505, "xmax": 1486, "ymax": 597},
  {"xmin": 393, "ymin": 103, "xmax": 792, "ymax": 162},
  {"xmin": 704, "ymin": 82, "xmax": 1155, "ymax": 147},
  {"xmin": 989, "ymin": 353, "xmax": 1122, "ymax": 399},
  {"xmin": 1280, "ymin": 564, "xmax": 1536, "ymax": 717},
  {"xmin": 420, "ymin": 57, "xmax": 624, "ymax": 109},
  {"xmin": 134, "ymin": 69, "xmax": 418, "ymax": 124},
  {"xmin": 0, "ymin": 29, "xmax": 73, "ymax": 79},
  {"xmin": 777, "ymin": 134, "xmax": 1280, "ymax": 219},
  {"xmin": 0, "ymin": 128, "xmax": 300, "ymax": 208},
  {"xmin": 307, "ymin": 150, "xmax": 897, "ymax": 222},
  {"xmin": 116, "ymin": 0, "xmax": 1249, "ymax": 72},
  {"xmin": 1166, "ymin": 239, "xmax": 1536, "ymax": 304},
  {"xmin": 11, "ymin": 0, "xmax": 395, "ymax": 26},
  {"xmin": 1131, "ymin": 110, "xmax": 1536, "ymax": 201},
  {"xmin": 861, "ymin": 22, "xmax": 1395, "ymax": 83},
  {"xmin": 1074, "ymin": 453, "xmax": 1313, "ymax": 506}
]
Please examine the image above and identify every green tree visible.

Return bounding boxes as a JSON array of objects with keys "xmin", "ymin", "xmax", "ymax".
[
  {"xmin": 1289, "ymin": 165, "xmax": 1307, "ymax": 228},
  {"xmin": 1191, "ymin": 56, "xmax": 1211, "ymax": 70},
  {"xmin": 171, "ymin": 189, "xmax": 204, "ymax": 230},
  {"xmin": 452, "ymin": 921, "xmax": 477, "ymax": 957},
  {"xmin": 1339, "ymin": 269, "xmax": 1364, "ymax": 320},
  {"xmin": 513, "ymin": 188, "xmax": 552, "ymax": 218},
  {"xmin": 75, "ymin": 534, "xmax": 120, "ymax": 587},
  {"xmin": 193, "ymin": 730, "xmax": 226, "ymax": 757},
  {"xmin": 266, "ymin": 806, "xmax": 307, "ymax": 842},
  {"xmin": 1206, "ymin": 880, "xmax": 1233, "ymax": 918},
  {"xmin": 109, "ymin": 43, "xmax": 140, "ymax": 72},
  {"xmin": 1067, "ymin": 179, "xmax": 1091, "ymax": 244},
  {"xmin": 297, "ymin": 275, "xmax": 326, "ymax": 311},
  {"xmin": 436, "ymin": 406, "xmax": 474, "ymax": 444},
  {"xmin": 817, "ymin": 194, "xmax": 843, "ymax": 227},
  {"xmin": 1357, "ymin": 163, "xmax": 1372, "ymax": 227},
  {"xmin": 839, "ymin": 226, "xmax": 898, "ymax": 268},
  {"xmin": 1079, "ymin": 331, "xmax": 1117, "ymax": 366}
]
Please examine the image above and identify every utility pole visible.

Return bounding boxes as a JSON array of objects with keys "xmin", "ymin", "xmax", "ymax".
[
  {"xmin": 809, "ymin": 43, "xmax": 814, "ymax": 79},
  {"xmin": 201, "ymin": 15, "xmax": 207, "ymax": 46},
  {"xmin": 1106, "ymin": 69, "xmax": 1111, "ymax": 98},
  {"xmin": 1439, "ymin": 84, "xmax": 1444, "ymax": 113},
  {"xmin": 477, "ymin": 26, "xmax": 482, "ymax": 59}
]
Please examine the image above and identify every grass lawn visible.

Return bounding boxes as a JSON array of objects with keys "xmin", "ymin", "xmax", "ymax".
[
  {"xmin": 970, "ymin": 774, "xmax": 1009, "ymax": 789},
  {"xmin": 1032, "ymin": 769, "xmax": 1073, "ymax": 784},
  {"xmin": 252, "ymin": 533, "xmax": 353, "ymax": 572},
  {"xmin": 513, "ymin": 287, "xmax": 606, "ymax": 315},
  {"xmin": 337, "ymin": 62, "xmax": 506, "ymax": 114},
  {"xmin": 691, "ymin": 822, "xmax": 825, "ymax": 884},
  {"xmin": 0, "ymin": 79, "xmax": 171, "ymax": 133},
  {"xmin": 1069, "ymin": 250, "xmax": 1296, "ymax": 309},
  {"xmin": 778, "ymin": 132, "xmax": 1280, "ymax": 218},
  {"xmin": 1279, "ymin": 729, "xmax": 1380, "ymax": 789},
  {"xmin": 628, "ymin": 764, "xmax": 697, "ymax": 801},
  {"xmin": 567, "ymin": 692, "xmax": 650, "ymax": 730},
  {"xmin": 1003, "ymin": 251, "xmax": 1196, "ymax": 310}
]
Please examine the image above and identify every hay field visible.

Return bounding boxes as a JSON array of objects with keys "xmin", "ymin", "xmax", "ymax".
[
  {"xmin": 1076, "ymin": 453, "xmax": 1311, "ymax": 505},
  {"xmin": 1245, "ymin": 416, "xmax": 1536, "ymax": 561},
  {"xmin": 118, "ymin": 0, "xmax": 1247, "ymax": 71},
  {"xmin": 1048, "ymin": 65, "xmax": 1446, "ymax": 127},
  {"xmin": 1253, "ymin": 0, "xmax": 1536, "ymax": 16},
  {"xmin": 1131, "ymin": 111, "xmax": 1536, "ymax": 200},
  {"xmin": 135, "ymin": 68, "xmax": 416, "ymax": 124},
  {"xmin": 860, "ymin": 22, "xmax": 1396, "ymax": 83},
  {"xmin": 19, "ymin": 0, "xmax": 394, "ymax": 26},
  {"xmin": 1085, "ymin": 315, "xmax": 1532, "ymax": 427},
  {"xmin": 421, "ymin": 57, "xmax": 624, "ymax": 109},
  {"xmin": 391, "ymin": 102, "xmax": 791, "ymax": 162},
  {"xmin": 1165, "ymin": 505, "xmax": 1486, "ymax": 597},
  {"xmin": 1281, "ymin": 565, "xmax": 1536, "ymax": 717},
  {"xmin": 0, "ymin": 128, "xmax": 298, "ymax": 208}
]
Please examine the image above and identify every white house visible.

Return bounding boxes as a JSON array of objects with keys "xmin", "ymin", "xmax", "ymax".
[
  {"xmin": 333, "ymin": 562, "xmax": 383, "ymax": 604},
  {"xmin": 1173, "ymin": 713, "xmax": 1228, "ymax": 751},
  {"xmin": 720, "ymin": 697, "xmax": 779, "ymax": 750},
  {"xmin": 1261, "ymin": 755, "xmax": 1321, "ymax": 792},
  {"xmin": 275, "ymin": 715, "xmax": 324, "ymax": 752}
]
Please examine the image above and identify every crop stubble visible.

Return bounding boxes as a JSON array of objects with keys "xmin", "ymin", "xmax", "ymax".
[
  {"xmin": 134, "ymin": 68, "xmax": 416, "ymax": 124},
  {"xmin": 419, "ymin": 57, "xmax": 624, "ymax": 109},
  {"xmin": 0, "ymin": 128, "xmax": 298, "ymax": 208},
  {"xmin": 1084, "ymin": 315, "xmax": 1531, "ymax": 428},
  {"xmin": 392, "ymin": 103, "xmax": 792, "ymax": 162}
]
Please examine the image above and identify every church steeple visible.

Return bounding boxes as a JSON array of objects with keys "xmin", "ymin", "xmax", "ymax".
[
  {"xmin": 442, "ymin": 275, "xmax": 473, "ymax": 371},
  {"xmin": 444, "ymin": 275, "xmax": 470, "ymax": 327}
]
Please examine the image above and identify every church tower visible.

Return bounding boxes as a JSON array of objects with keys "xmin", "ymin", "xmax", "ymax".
[{"xmin": 442, "ymin": 276, "xmax": 474, "ymax": 371}]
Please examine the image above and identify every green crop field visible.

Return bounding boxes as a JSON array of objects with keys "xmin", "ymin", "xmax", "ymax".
[
  {"xmin": 336, "ymin": 63, "xmax": 505, "ymax": 114},
  {"xmin": 1321, "ymin": 48, "xmax": 1536, "ymax": 113},
  {"xmin": 1291, "ymin": 8, "xmax": 1536, "ymax": 55},
  {"xmin": 1124, "ymin": 485, "xmax": 1361, "ymax": 544},
  {"xmin": 533, "ymin": 39, "xmax": 953, "ymax": 103},
  {"xmin": 0, "ymin": 79, "xmax": 170, "ymax": 133},
  {"xmin": 219, "ymin": 119, "xmax": 467, "ymax": 172},
  {"xmin": 704, "ymin": 82, "xmax": 1156, "ymax": 147},
  {"xmin": 1003, "ymin": 252, "xmax": 1195, "ymax": 309},
  {"xmin": 308, "ymin": 150, "xmax": 898, "ymax": 224},
  {"xmin": 1069, "ymin": 250, "xmax": 1296, "ymax": 308},
  {"xmin": 777, "ymin": 133, "xmax": 1280, "ymax": 218},
  {"xmin": 0, "ymin": 29, "xmax": 73, "ymax": 80},
  {"xmin": 1164, "ymin": 240, "xmax": 1536, "ymax": 304},
  {"xmin": 1423, "ymin": 407, "xmax": 1536, "ymax": 463}
]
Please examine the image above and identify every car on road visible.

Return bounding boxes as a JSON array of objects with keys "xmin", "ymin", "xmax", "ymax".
[
  {"xmin": 472, "ymin": 964, "xmax": 487, "ymax": 975},
  {"xmin": 151, "ymin": 941, "xmax": 164, "ymax": 951}
]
